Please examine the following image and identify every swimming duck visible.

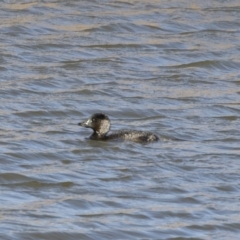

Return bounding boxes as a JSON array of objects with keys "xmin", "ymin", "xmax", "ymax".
[{"xmin": 78, "ymin": 113, "xmax": 159, "ymax": 143}]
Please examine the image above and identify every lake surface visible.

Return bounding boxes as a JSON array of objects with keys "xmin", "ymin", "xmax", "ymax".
[{"xmin": 1, "ymin": 1, "xmax": 240, "ymax": 239}]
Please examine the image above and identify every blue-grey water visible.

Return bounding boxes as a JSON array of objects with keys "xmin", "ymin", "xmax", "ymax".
[{"xmin": 1, "ymin": 1, "xmax": 240, "ymax": 239}]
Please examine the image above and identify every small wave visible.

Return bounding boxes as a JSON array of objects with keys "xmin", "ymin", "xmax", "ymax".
[
  {"xmin": 0, "ymin": 172, "xmax": 73, "ymax": 188},
  {"xmin": 171, "ymin": 60, "xmax": 240, "ymax": 71}
]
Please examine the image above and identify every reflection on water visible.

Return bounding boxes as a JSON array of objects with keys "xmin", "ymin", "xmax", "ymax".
[{"xmin": 1, "ymin": 1, "xmax": 240, "ymax": 239}]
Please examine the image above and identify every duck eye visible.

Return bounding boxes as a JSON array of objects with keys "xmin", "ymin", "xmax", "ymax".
[{"xmin": 92, "ymin": 118, "xmax": 95, "ymax": 122}]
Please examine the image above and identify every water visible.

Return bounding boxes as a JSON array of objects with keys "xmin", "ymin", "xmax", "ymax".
[{"xmin": 1, "ymin": 1, "xmax": 240, "ymax": 239}]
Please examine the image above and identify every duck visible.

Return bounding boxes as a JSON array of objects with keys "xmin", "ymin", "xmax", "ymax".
[{"xmin": 78, "ymin": 113, "xmax": 159, "ymax": 143}]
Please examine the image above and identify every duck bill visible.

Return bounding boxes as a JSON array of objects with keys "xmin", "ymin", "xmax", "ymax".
[{"xmin": 78, "ymin": 119, "xmax": 91, "ymax": 128}]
